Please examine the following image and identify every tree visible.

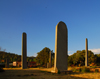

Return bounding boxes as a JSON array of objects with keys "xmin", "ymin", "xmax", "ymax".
[
  {"xmin": 36, "ymin": 47, "xmax": 50, "ymax": 67},
  {"xmin": 88, "ymin": 50, "xmax": 97, "ymax": 64},
  {"xmin": 68, "ymin": 55, "xmax": 73, "ymax": 66},
  {"xmin": 68, "ymin": 50, "xmax": 97, "ymax": 66},
  {"xmin": 94, "ymin": 54, "xmax": 100, "ymax": 65}
]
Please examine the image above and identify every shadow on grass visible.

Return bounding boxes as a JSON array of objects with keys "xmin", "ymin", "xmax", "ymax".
[
  {"xmin": 0, "ymin": 69, "xmax": 90, "ymax": 79},
  {"xmin": 40, "ymin": 70, "xmax": 87, "ymax": 75},
  {"xmin": 40, "ymin": 70, "xmax": 89, "ymax": 79}
]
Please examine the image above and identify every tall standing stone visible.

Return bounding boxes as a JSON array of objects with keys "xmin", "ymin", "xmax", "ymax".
[
  {"xmin": 54, "ymin": 21, "xmax": 68, "ymax": 72},
  {"xmin": 22, "ymin": 32, "xmax": 27, "ymax": 69},
  {"xmin": 5, "ymin": 58, "xmax": 9, "ymax": 68},
  {"xmin": 49, "ymin": 51, "xmax": 52, "ymax": 64},
  {"xmin": 47, "ymin": 51, "xmax": 52, "ymax": 68},
  {"xmin": 85, "ymin": 38, "xmax": 88, "ymax": 66}
]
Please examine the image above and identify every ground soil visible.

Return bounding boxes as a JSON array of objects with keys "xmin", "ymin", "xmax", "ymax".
[{"xmin": 0, "ymin": 67, "xmax": 100, "ymax": 79}]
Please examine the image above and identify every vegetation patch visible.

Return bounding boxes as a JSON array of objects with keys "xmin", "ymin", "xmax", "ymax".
[
  {"xmin": 57, "ymin": 69, "xmax": 61, "ymax": 74},
  {"xmin": 72, "ymin": 67, "xmax": 81, "ymax": 72},
  {"xmin": 90, "ymin": 66, "xmax": 97, "ymax": 68},
  {"xmin": 81, "ymin": 67, "xmax": 90, "ymax": 72},
  {"xmin": 72, "ymin": 67, "xmax": 91, "ymax": 73},
  {"xmin": 95, "ymin": 69, "xmax": 99, "ymax": 72}
]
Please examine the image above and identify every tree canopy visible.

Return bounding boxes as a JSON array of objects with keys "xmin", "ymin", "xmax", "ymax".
[
  {"xmin": 68, "ymin": 50, "xmax": 97, "ymax": 66},
  {"xmin": 36, "ymin": 47, "xmax": 50, "ymax": 67}
]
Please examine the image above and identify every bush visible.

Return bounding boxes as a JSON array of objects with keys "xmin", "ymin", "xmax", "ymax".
[
  {"xmin": 95, "ymin": 69, "xmax": 99, "ymax": 72},
  {"xmin": 72, "ymin": 68, "xmax": 77, "ymax": 72},
  {"xmin": 81, "ymin": 67, "xmax": 90, "ymax": 72},
  {"xmin": 89, "ymin": 63, "xmax": 96, "ymax": 66},
  {"xmin": 77, "ymin": 68, "xmax": 82, "ymax": 72},
  {"xmin": 57, "ymin": 69, "xmax": 61, "ymax": 74},
  {"xmin": 71, "ymin": 64, "xmax": 75, "ymax": 67},
  {"xmin": 90, "ymin": 66, "xmax": 97, "ymax": 68},
  {"xmin": 73, "ymin": 68, "xmax": 81, "ymax": 72}
]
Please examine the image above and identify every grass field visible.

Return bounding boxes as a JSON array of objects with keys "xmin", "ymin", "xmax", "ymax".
[{"xmin": 0, "ymin": 67, "xmax": 100, "ymax": 79}]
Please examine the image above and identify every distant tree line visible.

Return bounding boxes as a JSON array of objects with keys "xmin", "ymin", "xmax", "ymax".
[
  {"xmin": 0, "ymin": 51, "xmax": 35, "ymax": 63},
  {"xmin": 1, "ymin": 47, "xmax": 100, "ymax": 67}
]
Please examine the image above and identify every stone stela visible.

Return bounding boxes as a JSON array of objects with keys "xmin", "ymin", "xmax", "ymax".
[
  {"xmin": 5, "ymin": 58, "xmax": 9, "ymax": 68},
  {"xmin": 53, "ymin": 21, "xmax": 68, "ymax": 73},
  {"xmin": 47, "ymin": 51, "xmax": 52, "ymax": 68},
  {"xmin": 22, "ymin": 32, "xmax": 27, "ymax": 69},
  {"xmin": 85, "ymin": 38, "xmax": 88, "ymax": 67}
]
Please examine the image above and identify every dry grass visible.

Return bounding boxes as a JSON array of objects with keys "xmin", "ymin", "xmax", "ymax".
[
  {"xmin": 70, "ymin": 73, "xmax": 100, "ymax": 79},
  {"xmin": 0, "ymin": 67, "xmax": 100, "ymax": 79}
]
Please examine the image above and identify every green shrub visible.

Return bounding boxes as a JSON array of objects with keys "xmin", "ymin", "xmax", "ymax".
[
  {"xmin": 81, "ymin": 67, "xmax": 90, "ymax": 72},
  {"xmin": 57, "ymin": 69, "xmax": 61, "ymax": 74},
  {"xmin": 91, "ymin": 66, "xmax": 97, "ymax": 68},
  {"xmin": 72, "ymin": 68, "xmax": 76, "ymax": 72},
  {"xmin": 95, "ymin": 69, "xmax": 99, "ymax": 72},
  {"xmin": 72, "ymin": 68, "xmax": 81, "ymax": 72},
  {"xmin": 77, "ymin": 68, "xmax": 81, "ymax": 72}
]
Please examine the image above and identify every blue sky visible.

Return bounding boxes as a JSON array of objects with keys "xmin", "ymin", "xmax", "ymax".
[{"xmin": 0, "ymin": 0, "xmax": 100, "ymax": 57}]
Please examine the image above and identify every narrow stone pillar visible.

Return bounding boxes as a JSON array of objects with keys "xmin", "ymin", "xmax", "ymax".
[
  {"xmin": 54, "ymin": 21, "xmax": 68, "ymax": 72},
  {"xmin": 49, "ymin": 51, "xmax": 52, "ymax": 64},
  {"xmin": 47, "ymin": 51, "xmax": 52, "ymax": 68},
  {"xmin": 5, "ymin": 58, "xmax": 9, "ymax": 68},
  {"xmin": 85, "ymin": 38, "xmax": 88, "ymax": 67},
  {"xmin": 22, "ymin": 32, "xmax": 27, "ymax": 69}
]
